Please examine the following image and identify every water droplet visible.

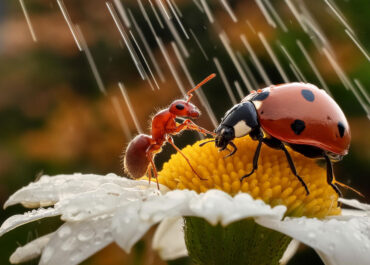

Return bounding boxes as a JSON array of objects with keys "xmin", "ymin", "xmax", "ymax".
[
  {"xmin": 61, "ymin": 236, "xmax": 76, "ymax": 251},
  {"xmin": 55, "ymin": 179, "xmax": 66, "ymax": 185},
  {"xmin": 58, "ymin": 225, "xmax": 71, "ymax": 238},
  {"xmin": 78, "ymin": 227, "xmax": 95, "ymax": 241},
  {"xmin": 205, "ymin": 202, "xmax": 214, "ymax": 208},
  {"xmin": 65, "ymin": 205, "xmax": 79, "ymax": 217},
  {"xmin": 354, "ymin": 232, "xmax": 361, "ymax": 240},
  {"xmin": 41, "ymin": 246, "xmax": 54, "ymax": 263},
  {"xmin": 328, "ymin": 242, "xmax": 335, "ymax": 251},
  {"xmin": 70, "ymin": 251, "xmax": 82, "ymax": 262}
]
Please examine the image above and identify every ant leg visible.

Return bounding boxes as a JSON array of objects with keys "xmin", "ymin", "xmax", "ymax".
[
  {"xmin": 280, "ymin": 144, "xmax": 310, "ymax": 195},
  {"xmin": 323, "ymin": 153, "xmax": 342, "ymax": 197},
  {"xmin": 181, "ymin": 119, "xmax": 216, "ymax": 136},
  {"xmin": 167, "ymin": 137, "xmax": 207, "ymax": 181},
  {"xmin": 146, "ymin": 147, "xmax": 160, "ymax": 189},
  {"xmin": 147, "ymin": 164, "xmax": 152, "ymax": 184},
  {"xmin": 240, "ymin": 139, "xmax": 263, "ymax": 182}
]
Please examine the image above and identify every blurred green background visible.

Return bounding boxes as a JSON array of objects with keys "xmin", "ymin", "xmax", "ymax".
[{"xmin": 0, "ymin": 0, "xmax": 369, "ymax": 264}]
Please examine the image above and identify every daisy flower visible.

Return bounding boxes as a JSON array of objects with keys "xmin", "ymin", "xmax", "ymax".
[{"xmin": 1, "ymin": 137, "xmax": 369, "ymax": 265}]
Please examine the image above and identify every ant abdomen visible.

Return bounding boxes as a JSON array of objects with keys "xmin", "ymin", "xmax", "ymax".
[{"xmin": 124, "ymin": 134, "xmax": 152, "ymax": 179}]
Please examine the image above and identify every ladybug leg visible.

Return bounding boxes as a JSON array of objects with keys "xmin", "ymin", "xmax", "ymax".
[
  {"xmin": 224, "ymin": 141, "xmax": 237, "ymax": 158},
  {"xmin": 240, "ymin": 139, "xmax": 263, "ymax": 182},
  {"xmin": 280, "ymin": 144, "xmax": 310, "ymax": 195},
  {"xmin": 323, "ymin": 154, "xmax": 342, "ymax": 197},
  {"xmin": 167, "ymin": 137, "xmax": 207, "ymax": 181},
  {"xmin": 199, "ymin": 139, "xmax": 215, "ymax": 147}
]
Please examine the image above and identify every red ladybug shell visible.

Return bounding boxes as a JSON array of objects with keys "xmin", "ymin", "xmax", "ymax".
[{"xmin": 242, "ymin": 83, "xmax": 351, "ymax": 155}]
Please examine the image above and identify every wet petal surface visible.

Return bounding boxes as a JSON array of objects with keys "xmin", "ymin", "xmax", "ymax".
[{"xmin": 256, "ymin": 215, "xmax": 370, "ymax": 265}]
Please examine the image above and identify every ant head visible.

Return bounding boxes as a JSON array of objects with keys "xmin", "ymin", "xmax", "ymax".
[
  {"xmin": 169, "ymin": 74, "xmax": 216, "ymax": 118},
  {"xmin": 169, "ymin": 99, "xmax": 200, "ymax": 118}
]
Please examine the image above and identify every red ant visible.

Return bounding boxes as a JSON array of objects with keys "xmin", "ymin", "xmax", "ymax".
[{"xmin": 124, "ymin": 74, "xmax": 216, "ymax": 188}]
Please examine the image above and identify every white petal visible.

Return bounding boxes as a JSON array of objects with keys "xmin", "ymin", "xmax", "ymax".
[
  {"xmin": 152, "ymin": 217, "xmax": 187, "ymax": 260},
  {"xmin": 3, "ymin": 187, "xmax": 287, "ymax": 264},
  {"xmin": 39, "ymin": 215, "xmax": 114, "ymax": 265},
  {"xmin": 333, "ymin": 209, "xmax": 368, "ymax": 220},
  {"xmin": 58, "ymin": 182, "xmax": 163, "ymax": 222},
  {"xmin": 110, "ymin": 189, "xmax": 286, "ymax": 252},
  {"xmin": 111, "ymin": 202, "xmax": 153, "ymax": 253},
  {"xmin": 256, "ymin": 215, "xmax": 370, "ymax": 265},
  {"xmin": 339, "ymin": 198, "xmax": 370, "ymax": 212},
  {"xmin": 188, "ymin": 190, "xmax": 286, "ymax": 226},
  {"xmin": 279, "ymin": 240, "xmax": 300, "ymax": 265},
  {"xmin": 4, "ymin": 173, "xmax": 162, "ymax": 209},
  {"xmin": 139, "ymin": 190, "xmax": 286, "ymax": 226},
  {"xmin": 110, "ymin": 190, "xmax": 194, "ymax": 252},
  {"xmin": 10, "ymin": 233, "xmax": 53, "ymax": 264},
  {"xmin": 0, "ymin": 208, "xmax": 60, "ymax": 236}
]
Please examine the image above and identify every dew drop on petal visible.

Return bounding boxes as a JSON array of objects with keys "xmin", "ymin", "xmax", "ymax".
[
  {"xmin": 77, "ymin": 227, "xmax": 95, "ymax": 241},
  {"xmin": 58, "ymin": 225, "xmax": 71, "ymax": 238},
  {"xmin": 308, "ymin": 232, "xmax": 316, "ymax": 239},
  {"xmin": 65, "ymin": 205, "xmax": 79, "ymax": 218},
  {"xmin": 41, "ymin": 246, "xmax": 54, "ymax": 263},
  {"xmin": 61, "ymin": 237, "xmax": 76, "ymax": 251},
  {"xmin": 354, "ymin": 232, "xmax": 362, "ymax": 241},
  {"xmin": 329, "ymin": 242, "xmax": 335, "ymax": 251},
  {"xmin": 94, "ymin": 234, "xmax": 103, "ymax": 246},
  {"xmin": 70, "ymin": 251, "xmax": 82, "ymax": 262},
  {"xmin": 55, "ymin": 179, "xmax": 66, "ymax": 186},
  {"xmin": 205, "ymin": 202, "xmax": 215, "ymax": 208},
  {"xmin": 123, "ymin": 217, "xmax": 131, "ymax": 224}
]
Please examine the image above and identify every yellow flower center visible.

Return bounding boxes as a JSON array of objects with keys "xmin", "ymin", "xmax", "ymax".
[{"xmin": 158, "ymin": 137, "xmax": 340, "ymax": 218}]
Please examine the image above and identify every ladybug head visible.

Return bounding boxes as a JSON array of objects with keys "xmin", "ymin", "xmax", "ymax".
[
  {"xmin": 215, "ymin": 126, "xmax": 235, "ymax": 151},
  {"xmin": 214, "ymin": 102, "xmax": 259, "ymax": 151},
  {"xmin": 169, "ymin": 100, "xmax": 200, "ymax": 119}
]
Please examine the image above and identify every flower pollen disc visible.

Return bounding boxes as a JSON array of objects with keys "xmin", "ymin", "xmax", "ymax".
[{"xmin": 158, "ymin": 137, "xmax": 341, "ymax": 218}]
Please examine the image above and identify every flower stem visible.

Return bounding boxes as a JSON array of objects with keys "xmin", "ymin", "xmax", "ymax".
[{"xmin": 184, "ymin": 217, "xmax": 291, "ymax": 265}]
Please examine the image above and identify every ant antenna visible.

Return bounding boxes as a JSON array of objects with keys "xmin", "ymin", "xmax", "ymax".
[{"xmin": 186, "ymin": 73, "xmax": 216, "ymax": 103}]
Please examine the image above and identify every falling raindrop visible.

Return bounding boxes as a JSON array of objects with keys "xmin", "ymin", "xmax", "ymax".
[{"xmin": 18, "ymin": 0, "xmax": 37, "ymax": 42}]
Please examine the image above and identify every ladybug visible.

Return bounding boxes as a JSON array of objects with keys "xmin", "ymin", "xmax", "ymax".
[{"xmin": 207, "ymin": 83, "xmax": 350, "ymax": 196}]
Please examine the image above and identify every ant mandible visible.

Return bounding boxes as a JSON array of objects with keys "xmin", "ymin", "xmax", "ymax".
[{"xmin": 124, "ymin": 73, "xmax": 216, "ymax": 188}]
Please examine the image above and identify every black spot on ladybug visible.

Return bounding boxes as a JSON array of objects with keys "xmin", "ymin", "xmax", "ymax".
[
  {"xmin": 261, "ymin": 110, "xmax": 264, "ymax": 114},
  {"xmin": 301, "ymin": 89, "xmax": 315, "ymax": 102},
  {"xmin": 253, "ymin": 91, "xmax": 269, "ymax": 101},
  {"xmin": 327, "ymin": 116, "xmax": 332, "ymax": 120},
  {"xmin": 291, "ymin": 119, "xmax": 306, "ymax": 135},
  {"xmin": 337, "ymin": 122, "xmax": 345, "ymax": 138}
]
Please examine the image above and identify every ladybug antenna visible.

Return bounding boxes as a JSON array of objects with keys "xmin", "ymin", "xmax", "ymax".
[
  {"xmin": 186, "ymin": 73, "xmax": 216, "ymax": 103},
  {"xmin": 334, "ymin": 180, "xmax": 364, "ymax": 197}
]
